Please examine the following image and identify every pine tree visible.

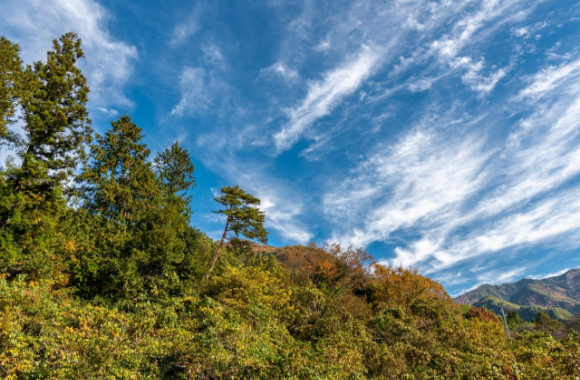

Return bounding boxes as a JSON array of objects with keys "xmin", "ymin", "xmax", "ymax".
[
  {"xmin": 0, "ymin": 33, "xmax": 91, "ymax": 277},
  {"xmin": 75, "ymin": 116, "xmax": 197, "ymax": 299},
  {"xmin": 74, "ymin": 115, "xmax": 158, "ymax": 296},
  {"xmin": 205, "ymin": 185, "xmax": 267, "ymax": 280},
  {"xmin": 78, "ymin": 115, "xmax": 156, "ymax": 226},
  {"xmin": 154, "ymin": 141, "xmax": 196, "ymax": 198},
  {"xmin": 154, "ymin": 141, "xmax": 195, "ymax": 222},
  {"xmin": 0, "ymin": 37, "xmax": 26, "ymax": 143},
  {"xmin": 10, "ymin": 32, "xmax": 91, "ymax": 196}
]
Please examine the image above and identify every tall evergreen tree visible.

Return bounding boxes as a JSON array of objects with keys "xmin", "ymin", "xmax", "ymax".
[
  {"xmin": 0, "ymin": 37, "xmax": 27, "ymax": 143},
  {"xmin": 206, "ymin": 185, "xmax": 267, "ymax": 280},
  {"xmin": 75, "ymin": 116, "xmax": 195, "ymax": 299},
  {"xmin": 154, "ymin": 141, "xmax": 196, "ymax": 198},
  {"xmin": 0, "ymin": 33, "xmax": 91, "ymax": 277},
  {"xmin": 10, "ymin": 32, "xmax": 91, "ymax": 194},
  {"xmin": 154, "ymin": 141, "xmax": 196, "ymax": 221},
  {"xmin": 78, "ymin": 115, "xmax": 156, "ymax": 226},
  {"xmin": 74, "ymin": 115, "xmax": 158, "ymax": 296}
]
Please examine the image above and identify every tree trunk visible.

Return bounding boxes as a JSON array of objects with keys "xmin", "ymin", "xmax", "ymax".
[{"xmin": 205, "ymin": 217, "xmax": 229, "ymax": 280}]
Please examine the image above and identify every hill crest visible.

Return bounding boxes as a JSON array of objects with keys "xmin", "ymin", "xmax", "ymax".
[{"xmin": 454, "ymin": 268, "xmax": 580, "ymax": 316}]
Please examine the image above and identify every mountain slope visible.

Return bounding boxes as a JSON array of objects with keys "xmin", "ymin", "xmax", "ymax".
[
  {"xmin": 455, "ymin": 269, "xmax": 580, "ymax": 315},
  {"xmin": 472, "ymin": 295, "xmax": 574, "ymax": 322}
]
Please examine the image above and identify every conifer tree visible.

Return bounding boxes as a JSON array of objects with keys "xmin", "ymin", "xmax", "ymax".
[
  {"xmin": 74, "ymin": 115, "xmax": 159, "ymax": 295},
  {"xmin": 154, "ymin": 141, "xmax": 196, "ymax": 197},
  {"xmin": 1, "ymin": 32, "xmax": 91, "ymax": 228},
  {"xmin": 0, "ymin": 33, "xmax": 91, "ymax": 277},
  {"xmin": 76, "ymin": 116, "xmax": 196, "ymax": 298},
  {"xmin": 10, "ymin": 32, "xmax": 91, "ymax": 194},
  {"xmin": 205, "ymin": 185, "xmax": 267, "ymax": 280},
  {"xmin": 78, "ymin": 115, "xmax": 156, "ymax": 226},
  {"xmin": 0, "ymin": 37, "xmax": 26, "ymax": 143},
  {"xmin": 154, "ymin": 141, "xmax": 196, "ymax": 222}
]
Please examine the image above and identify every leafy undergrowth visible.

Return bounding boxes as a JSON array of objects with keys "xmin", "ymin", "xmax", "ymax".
[{"xmin": 1, "ymin": 253, "xmax": 580, "ymax": 379}]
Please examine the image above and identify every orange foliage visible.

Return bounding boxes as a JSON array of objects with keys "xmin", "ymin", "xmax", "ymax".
[
  {"xmin": 371, "ymin": 265, "xmax": 452, "ymax": 313},
  {"xmin": 278, "ymin": 243, "xmax": 374, "ymax": 290},
  {"xmin": 465, "ymin": 306, "xmax": 500, "ymax": 323}
]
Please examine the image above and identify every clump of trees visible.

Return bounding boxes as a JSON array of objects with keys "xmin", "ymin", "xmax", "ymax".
[{"xmin": 1, "ymin": 33, "xmax": 580, "ymax": 379}]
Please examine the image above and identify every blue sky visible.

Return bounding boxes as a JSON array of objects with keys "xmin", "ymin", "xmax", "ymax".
[{"xmin": 2, "ymin": 0, "xmax": 580, "ymax": 296}]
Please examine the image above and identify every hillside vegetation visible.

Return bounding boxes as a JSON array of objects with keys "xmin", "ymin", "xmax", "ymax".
[
  {"xmin": 472, "ymin": 295, "xmax": 574, "ymax": 322},
  {"xmin": 455, "ymin": 269, "xmax": 580, "ymax": 316},
  {"xmin": 1, "ymin": 33, "xmax": 580, "ymax": 379}
]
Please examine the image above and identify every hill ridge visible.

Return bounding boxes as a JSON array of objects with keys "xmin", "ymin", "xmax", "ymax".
[{"xmin": 454, "ymin": 268, "xmax": 580, "ymax": 317}]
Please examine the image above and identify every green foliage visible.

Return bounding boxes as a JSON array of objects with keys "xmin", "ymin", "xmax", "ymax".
[
  {"xmin": 154, "ymin": 141, "xmax": 196, "ymax": 199},
  {"xmin": 473, "ymin": 295, "xmax": 574, "ymax": 322},
  {"xmin": 206, "ymin": 185, "xmax": 268, "ymax": 279},
  {"xmin": 533, "ymin": 311, "xmax": 564, "ymax": 329},
  {"xmin": 214, "ymin": 185, "xmax": 268, "ymax": 244},
  {"xmin": 459, "ymin": 304, "xmax": 472, "ymax": 314},
  {"xmin": 0, "ymin": 33, "xmax": 91, "ymax": 279},
  {"xmin": 0, "ymin": 37, "xmax": 26, "ymax": 142},
  {"xmin": 507, "ymin": 310, "xmax": 525, "ymax": 329},
  {"xmin": 73, "ymin": 115, "xmax": 201, "ymax": 300}
]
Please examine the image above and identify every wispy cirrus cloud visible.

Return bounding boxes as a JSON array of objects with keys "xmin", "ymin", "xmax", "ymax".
[
  {"xmin": 326, "ymin": 51, "xmax": 580, "ymax": 285},
  {"xmin": 171, "ymin": 3, "xmax": 204, "ymax": 45},
  {"xmin": 270, "ymin": 0, "xmax": 541, "ymax": 154},
  {"xmin": 170, "ymin": 67, "xmax": 207, "ymax": 117},
  {"xmin": 324, "ymin": 114, "xmax": 492, "ymax": 251},
  {"xmin": 260, "ymin": 62, "xmax": 299, "ymax": 84},
  {"xmin": 274, "ymin": 46, "xmax": 381, "ymax": 152}
]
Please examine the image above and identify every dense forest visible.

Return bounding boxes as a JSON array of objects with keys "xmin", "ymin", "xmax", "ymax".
[{"xmin": 1, "ymin": 33, "xmax": 579, "ymax": 379}]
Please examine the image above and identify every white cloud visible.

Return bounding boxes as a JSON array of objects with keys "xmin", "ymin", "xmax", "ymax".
[
  {"xmin": 451, "ymin": 267, "xmax": 527, "ymax": 296},
  {"xmin": 408, "ymin": 78, "xmax": 433, "ymax": 92},
  {"xmin": 97, "ymin": 107, "xmax": 119, "ymax": 117},
  {"xmin": 516, "ymin": 58, "xmax": 580, "ymax": 102},
  {"xmin": 313, "ymin": 36, "xmax": 331, "ymax": 52},
  {"xmin": 274, "ymin": 46, "xmax": 380, "ymax": 152},
  {"xmin": 170, "ymin": 67, "xmax": 206, "ymax": 117},
  {"xmin": 430, "ymin": 0, "xmax": 532, "ymax": 61},
  {"xmin": 458, "ymin": 58, "xmax": 508, "ymax": 94},
  {"xmin": 539, "ymin": 268, "xmax": 571, "ymax": 279},
  {"xmin": 325, "ymin": 120, "xmax": 491, "ymax": 250},
  {"xmin": 268, "ymin": 0, "xmax": 541, "ymax": 155},
  {"xmin": 324, "ymin": 47, "xmax": 580, "ymax": 276},
  {"xmin": 202, "ymin": 43, "xmax": 225, "ymax": 67},
  {"xmin": 513, "ymin": 27, "xmax": 529, "ymax": 37},
  {"xmin": 228, "ymin": 163, "xmax": 313, "ymax": 243},
  {"xmin": 490, "ymin": 267, "xmax": 527, "ymax": 284},
  {"xmin": 0, "ymin": 0, "xmax": 137, "ymax": 108},
  {"xmin": 260, "ymin": 193, "xmax": 313, "ymax": 244},
  {"xmin": 260, "ymin": 62, "xmax": 299, "ymax": 83},
  {"xmin": 511, "ymin": 21, "xmax": 549, "ymax": 39},
  {"xmin": 171, "ymin": 3, "xmax": 203, "ymax": 45}
]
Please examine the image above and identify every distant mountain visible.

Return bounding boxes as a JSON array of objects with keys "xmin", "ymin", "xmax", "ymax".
[
  {"xmin": 454, "ymin": 268, "xmax": 580, "ymax": 320},
  {"xmin": 472, "ymin": 295, "xmax": 574, "ymax": 322}
]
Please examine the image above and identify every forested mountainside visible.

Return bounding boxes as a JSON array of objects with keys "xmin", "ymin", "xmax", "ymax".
[
  {"xmin": 1, "ymin": 34, "xmax": 580, "ymax": 379},
  {"xmin": 472, "ymin": 295, "xmax": 574, "ymax": 322},
  {"xmin": 455, "ymin": 269, "xmax": 580, "ymax": 315}
]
